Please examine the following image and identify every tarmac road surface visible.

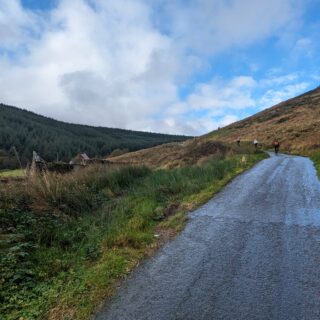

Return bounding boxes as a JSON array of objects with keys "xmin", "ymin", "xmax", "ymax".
[{"xmin": 96, "ymin": 154, "xmax": 320, "ymax": 320}]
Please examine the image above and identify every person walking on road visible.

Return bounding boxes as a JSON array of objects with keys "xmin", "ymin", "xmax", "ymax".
[
  {"xmin": 253, "ymin": 139, "xmax": 259, "ymax": 149},
  {"xmin": 273, "ymin": 140, "xmax": 280, "ymax": 155},
  {"xmin": 236, "ymin": 137, "xmax": 241, "ymax": 147}
]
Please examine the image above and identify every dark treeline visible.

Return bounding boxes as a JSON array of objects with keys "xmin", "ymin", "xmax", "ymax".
[{"xmin": 0, "ymin": 104, "xmax": 189, "ymax": 168}]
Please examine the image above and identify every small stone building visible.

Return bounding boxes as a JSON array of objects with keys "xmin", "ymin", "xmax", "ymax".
[{"xmin": 70, "ymin": 153, "xmax": 90, "ymax": 166}]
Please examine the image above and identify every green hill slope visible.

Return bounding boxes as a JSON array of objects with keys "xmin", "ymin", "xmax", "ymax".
[{"xmin": 0, "ymin": 104, "xmax": 188, "ymax": 167}]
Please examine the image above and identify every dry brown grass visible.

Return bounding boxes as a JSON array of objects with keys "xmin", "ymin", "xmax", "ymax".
[
  {"xmin": 107, "ymin": 139, "xmax": 232, "ymax": 169},
  {"xmin": 108, "ymin": 87, "xmax": 320, "ymax": 165},
  {"xmin": 206, "ymin": 87, "xmax": 320, "ymax": 153},
  {"xmin": 22, "ymin": 164, "xmax": 150, "ymax": 215}
]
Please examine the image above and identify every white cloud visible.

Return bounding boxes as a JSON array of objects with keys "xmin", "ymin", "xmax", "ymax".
[
  {"xmin": 0, "ymin": 0, "xmax": 311, "ymax": 136},
  {"xmin": 172, "ymin": 72, "xmax": 312, "ymax": 134},
  {"xmin": 186, "ymin": 76, "xmax": 256, "ymax": 111},
  {"xmin": 0, "ymin": 0, "xmax": 37, "ymax": 47},
  {"xmin": 158, "ymin": 76, "xmax": 255, "ymax": 134},
  {"xmin": 292, "ymin": 37, "xmax": 314, "ymax": 58},
  {"xmin": 258, "ymin": 82, "xmax": 310, "ymax": 109},
  {"xmin": 220, "ymin": 114, "xmax": 239, "ymax": 126},
  {"xmin": 261, "ymin": 73, "xmax": 299, "ymax": 86},
  {"xmin": 0, "ymin": 0, "xmax": 177, "ymax": 130},
  {"xmin": 151, "ymin": 114, "xmax": 239, "ymax": 136},
  {"xmin": 154, "ymin": 0, "xmax": 300, "ymax": 55}
]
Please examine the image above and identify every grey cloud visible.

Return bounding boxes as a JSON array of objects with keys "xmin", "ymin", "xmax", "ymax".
[{"xmin": 60, "ymin": 71, "xmax": 107, "ymax": 109}]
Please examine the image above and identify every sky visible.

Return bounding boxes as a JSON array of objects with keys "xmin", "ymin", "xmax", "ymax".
[{"xmin": 0, "ymin": 0, "xmax": 319, "ymax": 135}]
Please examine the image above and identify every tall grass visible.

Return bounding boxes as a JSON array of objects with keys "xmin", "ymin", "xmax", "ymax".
[
  {"xmin": 24, "ymin": 164, "xmax": 150, "ymax": 215},
  {"xmin": 0, "ymin": 153, "xmax": 266, "ymax": 319}
]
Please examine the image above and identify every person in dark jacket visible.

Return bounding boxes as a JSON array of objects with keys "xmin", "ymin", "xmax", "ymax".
[{"xmin": 273, "ymin": 140, "xmax": 280, "ymax": 155}]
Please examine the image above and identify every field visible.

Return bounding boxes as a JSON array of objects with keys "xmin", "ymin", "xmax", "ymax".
[
  {"xmin": 0, "ymin": 146, "xmax": 267, "ymax": 319},
  {"xmin": 0, "ymin": 169, "xmax": 26, "ymax": 178}
]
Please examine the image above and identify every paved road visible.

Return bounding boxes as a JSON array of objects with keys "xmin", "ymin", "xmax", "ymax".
[{"xmin": 96, "ymin": 154, "xmax": 320, "ymax": 320}]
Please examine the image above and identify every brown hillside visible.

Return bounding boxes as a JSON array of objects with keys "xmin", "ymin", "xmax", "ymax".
[
  {"xmin": 109, "ymin": 87, "xmax": 320, "ymax": 167},
  {"xmin": 207, "ymin": 86, "xmax": 320, "ymax": 153},
  {"xmin": 107, "ymin": 139, "xmax": 233, "ymax": 169}
]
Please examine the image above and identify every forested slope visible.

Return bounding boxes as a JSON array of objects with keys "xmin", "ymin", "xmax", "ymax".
[{"xmin": 0, "ymin": 104, "xmax": 188, "ymax": 167}]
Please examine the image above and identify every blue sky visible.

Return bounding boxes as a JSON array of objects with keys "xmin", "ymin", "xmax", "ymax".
[
  {"xmin": 0, "ymin": 0, "xmax": 319, "ymax": 135},
  {"xmin": 21, "ymin": 0, "xmax": 58, "ymax": 11}
]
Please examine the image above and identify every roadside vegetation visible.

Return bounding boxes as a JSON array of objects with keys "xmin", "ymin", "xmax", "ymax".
[
  {"xmin": 311, "ymin": 151, "xmax": 320, "ymax": 176},
  {"xmin": 0, "ymin": 169, "xmax": 26, "ymax": 178},
  {"xmin": 0, "ymin": 147, "xmax": 267, "ymax": 319}
]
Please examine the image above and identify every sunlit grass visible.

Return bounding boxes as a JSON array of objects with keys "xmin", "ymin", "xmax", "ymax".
[{"xmin": 0, "ymin": 168, "xmax": 26, "ymax": 178}]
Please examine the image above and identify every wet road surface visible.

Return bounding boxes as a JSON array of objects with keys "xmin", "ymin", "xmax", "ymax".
[{"xmin": 96, "ymin": 154, "xmax": 320, "ymax": 320}]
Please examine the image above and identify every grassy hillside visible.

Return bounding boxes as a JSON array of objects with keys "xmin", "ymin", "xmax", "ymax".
[
  {"xmin": 107, "ymin": 138, "xmax": 260, "ymax": 170},
  {"xmin": 108, "ymin": 87, "xmax": 320, "ymax": 166},
  {"xmin": 0, "ymin": 104, "xmax": 188, "ymax": 168},
  {"xmin": 206, "ymin": 86, "xmax": 320, "ymax": 153}
]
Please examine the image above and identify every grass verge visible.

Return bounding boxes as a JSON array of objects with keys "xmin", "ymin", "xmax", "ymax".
[
  {"xmin": 311, "ymin": 151, "xmax": 320, "ymax": 177},
  {"xmin": 0, "ymin": 152, "xmax": 267, "ymax": 319}
]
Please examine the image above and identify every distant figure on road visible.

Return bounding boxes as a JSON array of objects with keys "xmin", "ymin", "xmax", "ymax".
[
  {"xmin": 236, "ymin": 137, "xmax": 241, "ymax": 147},
  {"xmin": 273, "ymin": 140, "xmax": 280, "ymax": 155},
  {"xmin": 253, "ymin": 139, "xmax": 259, "ymax": 149}
]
